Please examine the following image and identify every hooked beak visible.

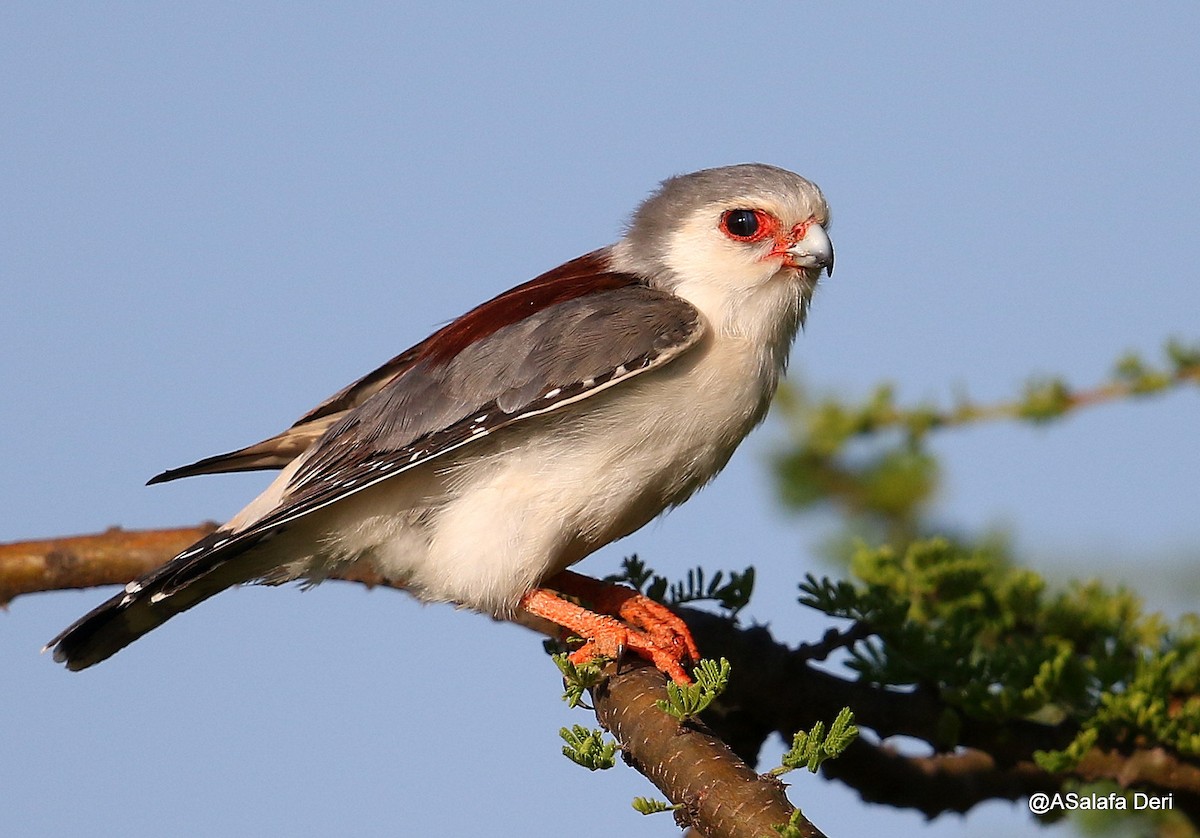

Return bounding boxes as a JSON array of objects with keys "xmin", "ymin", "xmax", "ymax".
[{"xmin": 787, "ymin": 223, "xmax": 834, "ymax": 276}]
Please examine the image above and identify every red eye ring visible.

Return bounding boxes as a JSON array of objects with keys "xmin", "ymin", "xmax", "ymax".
[{"xmin": 720, "ymin": 208, "xmax": 774, "ymax": 242}]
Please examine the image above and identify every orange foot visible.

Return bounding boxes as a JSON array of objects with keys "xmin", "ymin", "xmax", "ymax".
[{"xmin": 519, "ymin": 570, "xmax": 700, "ymax": 685}]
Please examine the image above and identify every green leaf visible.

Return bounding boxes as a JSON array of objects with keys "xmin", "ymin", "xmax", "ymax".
[
  {"xmin": 774, "ymin": 708, "xmax": 859, "ymax": 775},
  {"xmin": 655, "ymin": 658, "xmax": 732, "ymax": 721},
  {"xmin": 559, "ymin": 725, "xmax": 618, "ymax": 771},
  {"xmin": 1018, "ymin": 377, "xmax": 1072, "ymax": 422},
  {"xmin": 631, "ymin": 797, "xmax": 679, "ymax": 815},
  {"xmin": 665, "ymin": 565, "xmax": 756, "ymax": 617},
  {"xmin": 550, "ymin": 652, "xmax": 605, "ymax": 709}
]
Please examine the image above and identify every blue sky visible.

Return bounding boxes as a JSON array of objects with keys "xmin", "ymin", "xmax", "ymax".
[{"xmin": 4, "ymin": 4, "xmax": 1198, "ymax": 836}]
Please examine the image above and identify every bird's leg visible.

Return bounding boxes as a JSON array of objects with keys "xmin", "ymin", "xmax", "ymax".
[
  {"xmin": 519, "ymin": 570, "xmax": 699, "ymax": 685},
  {"xmin": 519, "ymin": 588, "xmax": 694, "ymax": 685},
  {"xmin": 549, "ymin": 570, "xmax": 701, "ymax": 663}
]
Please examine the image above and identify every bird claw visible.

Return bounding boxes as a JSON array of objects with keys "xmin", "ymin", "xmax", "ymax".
[
  {"xmin": 564, "ymin": 621, "xmax": 694, "ymax": 685},
  {"xmin": 521, "ymin": 578, "xmax": 698, "ymax": 685}
]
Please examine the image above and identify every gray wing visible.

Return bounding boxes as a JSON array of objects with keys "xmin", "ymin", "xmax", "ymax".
[
  {"xmin": 247, "ymin": 284, "xmax": 704, "ymax": 534},
  {"xmin": 146, "ymin": 248, "xmax": 627, "ymax": 485},
  {"xmin": 48, "ymin": 283, "xmax": 702, "ymax": 670}
]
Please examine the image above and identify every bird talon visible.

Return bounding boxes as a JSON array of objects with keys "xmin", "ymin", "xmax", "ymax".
[{"xmin": 522, "ymin": 583, "xmax": 698, "ymax": 685}]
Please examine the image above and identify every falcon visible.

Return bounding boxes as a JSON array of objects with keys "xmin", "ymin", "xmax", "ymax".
[{"xmin": 49, "ymin": 163, "xmax": 834, "ymax": 684}]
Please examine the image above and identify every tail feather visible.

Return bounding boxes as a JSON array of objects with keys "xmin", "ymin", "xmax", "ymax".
[
  {"xmin": 47, "ymin": 528, "xmax": 273, "ymax": 670},
  {"xmin": 146, "ymin": 420, "xmax": 334, "ymax": 485}
]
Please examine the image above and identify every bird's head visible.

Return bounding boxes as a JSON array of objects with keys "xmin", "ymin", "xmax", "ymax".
[{"xmin": 612, "ymin": 163, "xmax": 833, "ymax": 337}]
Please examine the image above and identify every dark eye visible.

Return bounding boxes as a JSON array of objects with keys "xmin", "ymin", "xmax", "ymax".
[{"xmin": 721, "ymin": 209, "xmax": 762, "ymax": 240}]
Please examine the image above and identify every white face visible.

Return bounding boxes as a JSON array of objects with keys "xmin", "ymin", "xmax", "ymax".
[
  {"xmin": 662, "ymin": 190, "xmax": 832, "ymax": 294},
  {"xmin": 610, "ymin": 165, "xmax": 833, "ymax": 341}
]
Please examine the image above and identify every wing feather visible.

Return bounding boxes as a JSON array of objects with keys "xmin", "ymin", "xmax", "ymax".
[
  {"xmin": 146, "ymin": 249, "xmax": 632, "ymax": 484},
  {"xmin": 50, "ymin": 255, "xmax": 703, "ymax": 670},
  {"xmin": 238, "ymin": 283, "xmax": 704, "ymax": 537}
]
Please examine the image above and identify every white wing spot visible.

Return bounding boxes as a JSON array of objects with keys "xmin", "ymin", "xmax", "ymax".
[
  {"xmin": 544, "ymin": 388, "xmax": 562, "ymax": 400},
  {"xmin": 409, "ymin": 451, "xmax": 422, "ymax": 463},
  {"xmin": 474, "ymin": 413, "xmax": 489, "ymax": 423},
  {"xmin": 613, "ymin": 364, "xmax": 627, "ymax": 377},
  {"xmin": 124, "ymin": 580, "xmax": 143, "ymax": 594},
  {"xmin": 581, "ymin": 377, "xmax": 595, "ymax": 388},
  {"xmin": 212, "ymin": 537, "xmax": 229, "ymax": 548},
  {"xmin": 470, "ymin": 426, "xmax": 487, "ymax": 435},
  {"xmin": 149, "ymin": 591, "xmax": 170, "ymax": 604}
]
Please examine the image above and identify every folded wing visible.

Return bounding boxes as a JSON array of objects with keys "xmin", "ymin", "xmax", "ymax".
[{"xmin": 50, "ymin": 252, "xmax": 705, "ymax": 669}]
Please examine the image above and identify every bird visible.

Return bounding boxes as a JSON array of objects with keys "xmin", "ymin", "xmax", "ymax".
[{"xmin": 47, "ymin": 163, "xmax": 834, "ymax": 684}]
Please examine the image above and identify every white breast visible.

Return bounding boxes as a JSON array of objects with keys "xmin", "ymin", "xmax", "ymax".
[
  {"xmin": 344, "ymin": 272, "xmax": 805, "ymax": 614},
  {"xmin": 261, "ymin": 265, "xmax": 808, "ymax": 616}
]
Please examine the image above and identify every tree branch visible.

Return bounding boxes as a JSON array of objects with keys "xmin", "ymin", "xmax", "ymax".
[
  {"xmin": 592, "ymin": 661, "xmax": 820, "ymax": 838},
  {"xmin": 683, "ymin": 610, "xmax": 1200, "ymax": 822},
  {"xmin": 0, "ymin": 524, "xmax": 220, "ymax": 606},
  {"xmin": 2, "ymin": 526, "xmax": 824, "ymax": 838},
  {"xmin": 8, "ymin": 526, "xmax": 1198, "ymax": 829}
]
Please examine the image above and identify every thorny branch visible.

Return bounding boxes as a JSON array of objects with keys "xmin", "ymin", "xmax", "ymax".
[
  {"xmin": 5, "ymin": 526, "xmax": 1199, "ymax": 830},
  {"xmin": 682, "ymin": 610, "xmax": 1200, "ymax": 824},
  {"xmin": 1, "ymin": 526, "xmax": 822, "ymax": 838},
  {"xmin": 591, "ymin": 661, "xmax": 821, "ymax": 838}
]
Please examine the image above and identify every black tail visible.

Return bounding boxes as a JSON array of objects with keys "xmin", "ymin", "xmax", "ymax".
[{"xmin": 47, "ymin": 528, "xmax": 272, "ymax": 670}]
